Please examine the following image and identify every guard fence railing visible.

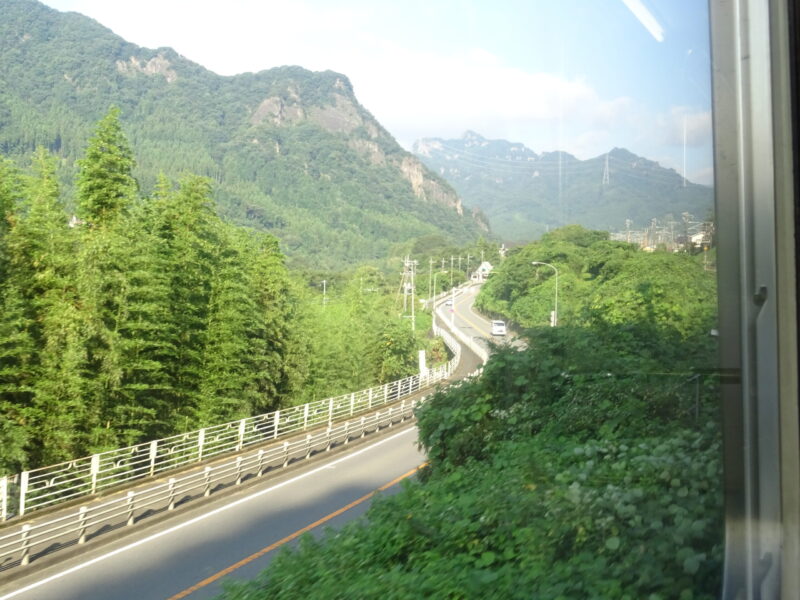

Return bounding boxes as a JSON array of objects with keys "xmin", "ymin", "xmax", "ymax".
[
  {"xmin": 0, "ymin": 320, "xmax": 461, "ymax": 523},
  {"xmin": 0, "ymin": 399, "xmax": 420, "ymax": 572}
]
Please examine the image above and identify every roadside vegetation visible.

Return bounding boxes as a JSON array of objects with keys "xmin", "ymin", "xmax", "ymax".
[{"xmin": 220, "ymin": 226, "xmax": 722, "ymax": 599}]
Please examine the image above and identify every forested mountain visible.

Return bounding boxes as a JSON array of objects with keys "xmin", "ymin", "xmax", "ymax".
[
  {"xmin": 413, "ymin": 131, "xmax": 713, "ymax": 243},
  {"xmin": 0, "ymin": 0, "xmax": 487, "ymax": 269}
]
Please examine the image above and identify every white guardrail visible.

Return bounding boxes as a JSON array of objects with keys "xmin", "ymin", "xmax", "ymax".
[
  {"xmin": 0, "ymin": 313, "xmax": 467, "ymax": 572},
  {"xmin": 0, "ymin": 402, "xmax": 419, "ymax": 571},
  {"xmin": 435, "ymin": 288, "xmax": 490, "ymax": 363},
  {"xmin": 0, "ymin": 329, "xmax": 461, "ymax": 524}
]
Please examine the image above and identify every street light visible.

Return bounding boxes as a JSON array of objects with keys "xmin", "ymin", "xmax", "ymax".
[{"xmin": 532, "ymin": 261, "xmax": 558, "ymax": 326}]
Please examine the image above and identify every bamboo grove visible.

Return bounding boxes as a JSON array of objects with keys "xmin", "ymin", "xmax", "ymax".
[{"xmin": 0, "ymin": 108, "xmax": 421, "ymax": 475}]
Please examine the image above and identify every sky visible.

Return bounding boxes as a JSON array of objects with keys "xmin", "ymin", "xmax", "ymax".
[{"xmin": 41, "ymin": 0, "xmax": 714, "ymax": 185}]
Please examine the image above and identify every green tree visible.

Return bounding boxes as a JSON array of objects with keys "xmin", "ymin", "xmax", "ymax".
[
  {"xmin": 76, "ymin": 106, "xmax": 136, "ymax": 225},
  {"xmin": 5, "ymin": 149, "xmax": 89, "ymax": 464}
]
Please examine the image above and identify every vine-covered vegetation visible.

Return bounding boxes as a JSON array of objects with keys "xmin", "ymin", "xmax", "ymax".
[
  {"xmin": 221, "ymin": 226, "xmax": 722, "ymax": 599},
  {"xmin": 0, "ymin": 110, "xmax": 427, "ymax": 475}
]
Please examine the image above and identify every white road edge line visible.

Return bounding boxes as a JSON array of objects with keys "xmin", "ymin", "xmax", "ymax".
[{"xmin": 0, "ymin": 427, "xmax": 417, "ymax": 600}]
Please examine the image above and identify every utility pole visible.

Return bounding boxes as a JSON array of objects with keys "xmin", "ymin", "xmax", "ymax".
[
  {"xmin": 450, "ymin": 256, "xmax": 454, "ymax": 287},
  {"xmin": 428, "ymin": 258, "xmax": 433, "ymax": 307},
  {"xmin": 410, "ymin": 258, "xmax": 416, "ymax": 332},
  {"xmin": 400, "ymin": 256, "xmax": 418, "ymax": 331}
]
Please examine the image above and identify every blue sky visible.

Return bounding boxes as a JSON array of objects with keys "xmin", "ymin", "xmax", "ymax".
[{"xmin": 41, "ymin": 0, "xmax": 713, "ymax": 184}]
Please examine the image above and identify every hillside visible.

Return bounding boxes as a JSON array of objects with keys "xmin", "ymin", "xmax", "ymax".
[
  {"xmin": 0, "ymin": 0, "xmax": 487, "ymax": 268},
  {"xmin": 413, "ymin": 131, "xmax": 712, "ymax": 243}
]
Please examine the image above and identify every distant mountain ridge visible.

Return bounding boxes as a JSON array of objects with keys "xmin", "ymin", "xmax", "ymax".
[
  {"xmin": 0, "ymin": 0, "xmax": 487, "ymax": 268},
  {"xmin": 413, "ymin": 131, "xmax": 713, "ymax": 243}
]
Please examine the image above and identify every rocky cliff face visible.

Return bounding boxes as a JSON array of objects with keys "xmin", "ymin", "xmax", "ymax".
[{"xmin": 245, "ymin": 76, "xmax": 472, "ymax": 221}]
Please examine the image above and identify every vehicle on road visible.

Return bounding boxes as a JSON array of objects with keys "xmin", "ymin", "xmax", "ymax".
[{"xmin": 490, "ymin": 320, "xmax": 506, "ymax": 336}]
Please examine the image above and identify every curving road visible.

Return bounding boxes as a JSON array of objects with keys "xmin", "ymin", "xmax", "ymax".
[
  {"xmin": 0, "ymin": 291, "xmax": 492, "ymax": 600},
  {"xmin": 439, "ymin": 284, "xmax": 521, "ymax": 356}
]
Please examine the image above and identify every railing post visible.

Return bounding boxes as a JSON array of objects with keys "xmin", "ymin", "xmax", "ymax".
[
  {"xmin": 257, "ymin": 449, "xmax": 265, "ymax": 476},
  {"xmin": 273, "ymin": 410, "xmax": 280, "ymax": 439},
  {"xmin": 303, "ymin": 404, "xmax": 310, "ymax": 430},
  {"xmin": 204, "ymin": 467, "xmax": 212, "ymax": 496},
  {"xmin": 235, "ymin": 457, "xmax": 243, "ymax": 485},
  {"xmin": 20, "ymin": 524, "xmax": 30, "ymax": 566},
  {"xmin": 167, "ymin": 478, "xmax": 176, "ymax": 510},
  {"xmin": 368, "ymin": 388, "xmax": 373, "ymax": 410},
  {"xmin": 149, "ymin": 440, "xmax": 158, "ymax": 476},
  {"xmin": 326, "ymin": 427, "xmax": 332, "ymax": 451},
  {"xmin": 344, "ymin": 421, "xmax": 350, "ymax": 444},
  {"xmin": 350, "ymin": 393, "xmax": 355, "ymax": 416},
  {"xmin": 401, "ymin": 399, "xmax": 406, "ymax": 421},
  {"xmin": 384, "ymin": 384, "xmax": 388, "ymax": 405},
  {"xmin": 306, "ymin": 434, "xmax": 312, "ymax": 459},
  {"xmin": 78, "ymin": 506, "xmax": 88, "ymax": 543},
  {"xmin": 19, "ymin": 471, "xmax": 28, "ymax": 517},
  {"xmin": 237, "ymin": 420, "xmax": 246, "ymax": 452},
  {"xmin": 90, "ymin": 454, "xmax": 100, "ymax": 494},
  {"xmin": 361, "ymin": 416, "xmax": 366, "ymax": 438},
  {"xmin": 328, "ymin": 398, "xmax": 334, "ymax": 427},
  {"xmin": 197, "ymin": 429, "xmax": 206, "ymax": 461},
  {"xmin": 388, "ymin": 407, "xmax": 393, "ymax": 427},
  {"xmin": 126, "ymin": 491, "xmax": 135, "ymax": 526},
  {"xmin": 283, "ymin": 442, "xmax": 290, "ymax": 468},
  {"xmin": 1, "ymin": 476, "xmax": 6, "ymax": 522}
]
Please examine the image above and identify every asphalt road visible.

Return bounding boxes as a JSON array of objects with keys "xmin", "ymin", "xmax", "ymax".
[{"xmin": 439, "ymin": 284, "xmax": 521, "ymax": 355}]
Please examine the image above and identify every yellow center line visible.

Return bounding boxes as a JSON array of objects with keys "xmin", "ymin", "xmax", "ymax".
[
  {"xmin": 454, "ymin": 291, "xmax": 491, "ymax": 337},
  {"xmin": 165, "ymin": 462, "xmax": 428, "ymax": 600}
]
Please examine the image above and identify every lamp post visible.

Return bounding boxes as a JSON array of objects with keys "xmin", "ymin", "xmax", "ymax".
[{"xmin": 531, "ymin": 261, "xmax": 558, "ymax": 326}]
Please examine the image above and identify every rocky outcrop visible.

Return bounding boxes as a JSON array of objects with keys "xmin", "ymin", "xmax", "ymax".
[{"xmin": 116, "ymin": 54, "xmax": 177, "ymax": 83}]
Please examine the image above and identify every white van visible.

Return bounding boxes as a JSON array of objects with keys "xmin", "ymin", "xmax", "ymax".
[{"xmin": 490, "ymin": 320, "xmax": 507, "ymax": 336}]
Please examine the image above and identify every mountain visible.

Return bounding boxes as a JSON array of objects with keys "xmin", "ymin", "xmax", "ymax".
[
  {"xmin": 413, "ymin": 131, "xmax": 713, "ymax": 243},
  {"xmin": 0, "ymin": 0, "xmax": 487, "ymax": 269}
]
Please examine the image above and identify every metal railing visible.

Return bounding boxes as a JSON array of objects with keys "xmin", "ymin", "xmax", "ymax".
[
  {"xmin": 0, "ymin": 400, "xmax": 420, "ymax": 571},
  {"xmin": 0, "ymin": 333, "xmax": 461, "ymax": 522}
]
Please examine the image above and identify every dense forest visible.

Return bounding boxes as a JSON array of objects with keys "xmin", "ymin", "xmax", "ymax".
[
  {"xmin": 222, "ymin": 227, "xmax": 722, "ymax": 599},
  {"xmin": 0, "ymin": 0, "xmax": 487, "ymax": 270},
  {"xmin": 0, "ymin": 109, "xmax": 432, "ymax": 476}
]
